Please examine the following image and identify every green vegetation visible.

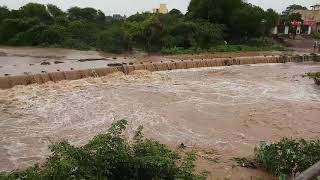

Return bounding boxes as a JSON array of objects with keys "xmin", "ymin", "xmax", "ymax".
[
  {"xmin": 282, "ymin": 4, "xmax": 307, "ymax": 16},
  {"xmin": 0, "ymin": 0, "xmax": 281, "ymax": 54},
  {"xmin": 0, "ymin": 120, "xmax": 205, "ymax": 180},
  {"xmin": 313, "ymin": 32, "xmax": 320, "ymax": 39},
  {"xmin": 231, "ymin": 138, "xmax": 320, "ymax": 179},
  {"xmin": 304, "ymin": 72, "xmax": 320, "ymax": 85},
  {"xmin": 161, "ymin": 44, "xmax": 285, "ymax": 55},
  {"xmin": 304, "ymin": 72, "xmax": 320, "ymax": 79},
  {"xmin": 280, "ymin": 4, "xmax": 306, "ymax": 26},
  {"xmin": 255, "ymin": 138, "xmax": 320, "ymax": 179},
  {"xmin": 1, "ymin": 120, "xmax": 319, "ymax": 180}
]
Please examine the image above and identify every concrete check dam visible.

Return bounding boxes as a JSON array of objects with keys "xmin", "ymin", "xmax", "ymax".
[{"xmin": 0, "ymin": 54, "xmax": 319, "ymax": 89}]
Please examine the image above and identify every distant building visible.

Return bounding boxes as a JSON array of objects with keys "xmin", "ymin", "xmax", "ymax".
[
  {"xmin": 292, "ymin": 4, "xmax": 320, "ymax": 34},
  {"xmin": 272, "ymin": 4, "xmax": 320, "ymax": 36},
  {"xmin": 293, "ymin": 7, "xmax": 320, "ymax": 22},
  {"xmin": 152, "ymin": 4, "xmax": 168, "ymax": 14}
]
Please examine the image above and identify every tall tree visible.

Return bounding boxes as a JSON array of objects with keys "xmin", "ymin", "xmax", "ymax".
[
  {"xmin": 0, "ymin": 18, "xmax": 40, "ymax": 43},
  {"xmin": 287, "ymin": 13, "xmax": 303, "ymax": 22},
  {"xmin": 67, "ymin": 7, "xmax": 82, "ymax": 21},
  {"xmin": 0, "ymin": 6, "xmax": 10, "ymax": 22},
  {"xmin": 47, "ymin": 4, "xmax": 65, "ymax": 18},
  {"xmin": 264, "ymin": 9, "xmax": 279, "ymax": 35},
  {"xmin": 169, "ymin": 9, "xmax": 183, "ymax": 17},
  {"xmin": 97, "ymin": 25, "xmax": 130, "ymax": 53},
  {"xmin": 187, "ymin": 0, "xmax": 242, "ymax": 24},
  {"xmin": 125, "ymin": 15, "xmax": 164, "ymax": 51},
  {"xmin": 67, "ymin": 7, "xmax": 106, "ymax": 23},
  {"xmin": 96, "ymin": 10, "xmax": 106, "ymax": 23},
  {"xmin": 282, "ymin": 4, "xmax": 307, "ymax": 15},
  {"xmin": 19, "ymin": 3, "xmax": 52, "ymax": 22},
  {"xmin": 229, "ymin": 3, "xmax": 265, "ymax": 38}
]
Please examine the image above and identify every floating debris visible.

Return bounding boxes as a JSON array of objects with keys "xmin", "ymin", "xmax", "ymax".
[
  {"xmin": 54, "ymin": 61, "xmax": 64, "ymax": 64},
  {"xmin": 78, "ymin": 58, "xmax": 106, "ymax": 62},
  {"xmin": 40, "ymin": 62, "xmax": 50, "ymax": 65},
  {"xmin": 107, "ymin": 63, "xmax": 122, "ymax": 67}
]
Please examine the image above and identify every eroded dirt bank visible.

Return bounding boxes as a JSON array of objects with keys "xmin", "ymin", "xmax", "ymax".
[{"xmin": 0, "ymin": 62, "xmax": 320, "ymax": 179}]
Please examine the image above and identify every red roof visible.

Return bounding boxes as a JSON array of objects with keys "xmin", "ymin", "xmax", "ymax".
[
  {"xmin": 304, "ymin": 19, "xmax": 317, "ymax": 26},
  {"xmin": 291, "ymin": 20, "xmax": 317, "ymax": 26}
]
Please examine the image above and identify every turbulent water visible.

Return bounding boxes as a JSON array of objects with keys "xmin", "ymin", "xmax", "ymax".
[{"xmin": 0, "ymin": 62, "xmax": 320, "ymax": 172}]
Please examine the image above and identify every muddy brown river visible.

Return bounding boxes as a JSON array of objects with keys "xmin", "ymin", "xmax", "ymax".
[{"xmin": 0, "ymin": 61, "xmax": 320, "ymax": 178}]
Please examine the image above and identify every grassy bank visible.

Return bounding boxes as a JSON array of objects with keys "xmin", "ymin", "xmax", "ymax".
[{"xmin": 160, "ymin": 45, "xmax": 286, "ymax": 55}]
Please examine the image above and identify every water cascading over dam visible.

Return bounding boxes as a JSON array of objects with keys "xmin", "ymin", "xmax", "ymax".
[{"xmin": 0, "ymin": 54, "xmax": 318, "ymax": 89}]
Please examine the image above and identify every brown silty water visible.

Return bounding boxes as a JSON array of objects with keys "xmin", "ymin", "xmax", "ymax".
[{"xmin": 0, "ymin": 61, "xmax": 320, "ymax": 177}]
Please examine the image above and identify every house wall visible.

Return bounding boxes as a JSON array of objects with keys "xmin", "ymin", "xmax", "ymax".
[
  {"xmin": 159, "ymin": 4, "xmax": 168, "ymax": 14},
  {"xmin": 293, "ymin": 9, "xmax": 320, "ymax": 22}
]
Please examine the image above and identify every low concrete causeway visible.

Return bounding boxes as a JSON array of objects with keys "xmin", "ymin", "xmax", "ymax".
[{"xmin": 0, "ymin": 54, "xmax": 319, "ymax": 89}]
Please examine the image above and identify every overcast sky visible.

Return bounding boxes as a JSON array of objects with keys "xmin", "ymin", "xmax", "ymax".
[{"xmin": 0, "ymin": 0, "xmax": 319, "ymax": 16}]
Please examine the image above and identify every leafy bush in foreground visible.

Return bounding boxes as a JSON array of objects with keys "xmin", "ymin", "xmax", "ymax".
[
  {"xmin": 0, "ymin": 120, "xmax": 205, "ymax": 180},
  {"xmin": 255, "ymin": 138, "xmax": 320, "ymax": 179},
  {"xmin": 304, "ymin": 72, "xmax": 320, "ymax": 79}
]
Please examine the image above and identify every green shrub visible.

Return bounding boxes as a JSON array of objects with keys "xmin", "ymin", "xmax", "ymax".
[
  {"xmin": 96, "ymin": 26, "xmax": 130, "ymax": 53},
  {"xmin": 304, "ymin": 72, "xmax": 320, "ymax": 85},
  {"xmin": 313, "ymin": 32, "xmax": 320, "ymax": 39},
  {"xmin": 304, "ymin": 72, "xmax": 320, "ymax": 79},
  {"xmin": 160, "ymin": 47, "xmax": 205, "ymax": 55},
  {"xmin": 36, "ymin": 25, "xmax": 68, "ymax": 45},
  {"xmin": 161, "ymin": 45, "xmax": 285, "ymax": 55},
  {"xmin": 0, "ymin": 120, "xmax": 205, "ymax": 180},
  {"xmin": 255, "ymin": 138, "xmax": 320, "ymax": 178},
  {"xmin": 8, "ymin": 24, "xmax": 69, "ymax": 47},
  {"xmin": 0, "ymin": 18, "xmax": 40, "ymax": 43},
  {"xmin": 9, "ymin": 24, "xmax": 49, "ymax": 46}
]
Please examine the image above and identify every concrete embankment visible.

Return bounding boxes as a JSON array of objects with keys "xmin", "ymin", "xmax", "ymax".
[{"xmin": 0, "ymin": 54, "xmax": 319, "ymax": 89}]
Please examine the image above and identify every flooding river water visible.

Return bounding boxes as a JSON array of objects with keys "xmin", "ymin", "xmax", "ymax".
[
  {"xmin": 0, "ymin": 61, "xmax": 320, "ymax": 178},
  {"xmin": 0, "ymin": 46, "xmax": 285, "ymax": 77}
]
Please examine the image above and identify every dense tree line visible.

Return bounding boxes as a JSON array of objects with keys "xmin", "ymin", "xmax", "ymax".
[{"xmin": 0, "ymin": 0, "xmax": 280, "ymax": 53}]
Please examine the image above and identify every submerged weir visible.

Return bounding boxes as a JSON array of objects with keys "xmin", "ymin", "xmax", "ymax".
[{"xmin": 0, "ymin": 54, "xmax": 319, "ymax": 89}]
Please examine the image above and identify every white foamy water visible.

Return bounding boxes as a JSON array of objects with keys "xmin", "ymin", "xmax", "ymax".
[{"xmin": 0, "ymin": 63, "xmax": 320, "ymax": 171}]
